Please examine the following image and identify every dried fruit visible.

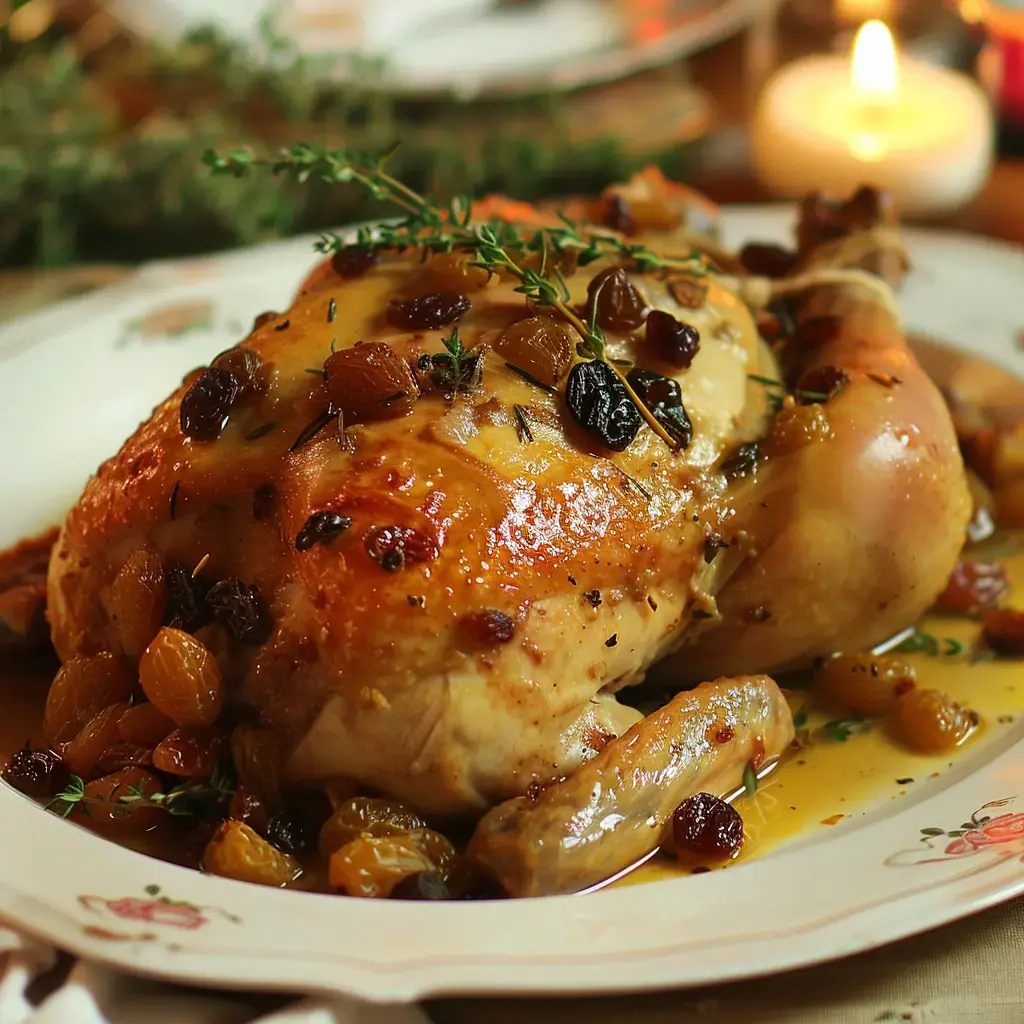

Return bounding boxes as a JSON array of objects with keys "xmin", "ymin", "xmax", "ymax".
[
  {"xmin": 602, "ymin": 193, "xmax": 636, "ymax": 234},
  {"xmin": 390, "ymin": 871, "xmax": 452, "ymax": 901},
  {"xmin": 79, "ymin": 767, "xmax": 164, "ymax": 835},
  {"xmin": 64, "ymin": 702, "xmax": 130, "ymax": 778},
  {"xmin": 324, "ymin": 342, "xmax": 418, "ymax": 423},
  {"xmin": 328, "ymin": 829, "xmax": 457, "ymax": 898},
  {"xmin": 893, "ymin": 688, "xmax": 975, "ymax": 752},
  {"xmin": 266, "ymin": 795, "xmax": 331, "ymax": 856},
  {"xmin": 117, "ymin": 702, "xmax": 175, "ymax": 747},
  {"xmin": 205, "ymin": 578, "xmax": 272, "ymax": 644},
  {"xmin": 296, "ymin": 511, "xmax": 352, "ymax": 552},
  {"xmin": 934, "ymin": 561, "xmax": 1010, "ymax": 616},
  {"xmin": 2, "ymin": 744, "xmax": 67, "ymax": 799},
  {"xmin": 108, "ymin": 549, "xmax": 167, "ymax": 658},
  {"xmin": 496, "ymin": 317, "xmax": 574, "ymax": 386},
  {"xmin": 797, "ymin": 365, "xmax": 849, "ymax": 402},
  {"xmin": 139, "ymin": 627, "xmax": 224, "ymax": 727},
  {"xmin": 459, "ymin": 609, "xmax": 516, "ymax": 645},
  {"xmin": 626, "ymin": 368, "xmax": 693, "ymax": 448},
  {"xmin": 646, "ymin": 310, "xmax": 700, "ymax": 368},
  {"xmin": 672, "ymin": 792, "xmax": 744, "ymax": 860},
  {"xmin": 180, "ymin": 367, "xmax": 240, "ymax": 442},
  {"xmin": 981, "ymin": 609, "xmax": 1024, "ymax": 657},
  {"xmin": 163, "ymin": 565, "xmax": 211, "ymax": 633},
  {"xmin": 566, "ymin": 360, "xmax": 642, "ymax": 451},
  {"xmin": 763, "ymin": 403, "xmax": 832, "ymax": 457},
  {"xmin": 739, "ymin": 243, "xmax": 797, "ymax": 279},
  {"xmin": 44, "ymin": 653, "xmax": 135, "ymax": 749},
  {"xmin": 331, "ymin": 247, "xmax": 379, "ymax": 278},
  {"xmin": 320, "ymin": 796, "xmax": 427, "ymax": 857},
  {"xmin": 814, "ymin": 654, "xmax": 916, "ymax": 716},
  {"xmin": 228, "ymin": 786, "xmax": 270, "ymax": 836},
  {"xmin": 387, "ymin": 291, "xmax": 470, "ymax": 330},
  {"xmin": 416, "ymin": 251, "xmax": 490, "ymax": 293},
  {"xmin": 586, "ymin": 267, "xmax": 648, "ymax": 331},
  {"xmin": 231, "ymin": 727, "xmax": 283, "ymax": 812},
  {"xmin": 152, "ymin": 726, "xmax": 228, "ymax": 777},
  {"xmin": 364, "ymin": 525, "xmax": 437, "ymax": 571},
  {"xmin": 211, "ymin": 346, "xmax": 266, "ymax": 403},
  {"xmin": 721, "ymin": 442, "xmax": 760, "ymax": 480},
  {"xmin": 203, "ymin": 820, "xmax": 301, "ymax": 887},
  {"xmin": 667, "ymin": 277, "xmax": 708, "ymax": 311}
]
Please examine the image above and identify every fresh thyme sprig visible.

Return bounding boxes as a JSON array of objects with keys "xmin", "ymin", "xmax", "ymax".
[
  {"xmin": 203, "ymin": 143, "xmax": 712, "ymax": 450},
  {"xmin": 48, "ymin": 762, "xmax": 236, "ymax": 820},
  {"xmin": 748, "ymin": 374, "xmax": 830, "ymax": 410}
]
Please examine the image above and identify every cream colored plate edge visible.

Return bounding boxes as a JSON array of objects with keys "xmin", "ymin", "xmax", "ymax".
[{"xmin": 0, "ymin": 209, "xmax": 1022, "ymax": 1002}]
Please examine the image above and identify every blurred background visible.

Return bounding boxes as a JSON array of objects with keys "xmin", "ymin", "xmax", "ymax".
[{"xmin": 0, "ymin": 0, "xmax": 1021, "ymax": 277}]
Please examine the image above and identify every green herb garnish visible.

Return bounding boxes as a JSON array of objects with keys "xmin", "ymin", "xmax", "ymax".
[
  {"xmin": 822, "ymin": 717, "xmax": 871, "ymax": 742},
  {"xmin": 895, "ymin": 631, "xmax": 964, "ymax": 657},
  {"xmin": 742, "ymin": 760, "xmax": 758, "ymax": 797}
]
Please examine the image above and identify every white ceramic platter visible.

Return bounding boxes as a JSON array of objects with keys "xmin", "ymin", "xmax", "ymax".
[
  {"xmin": 0, "ymin": 209, "xmax": 1023, "ymax": 1003},
  {"xmin": 106, "ymin": 0, "xmax": 755, "ymax": 98}
]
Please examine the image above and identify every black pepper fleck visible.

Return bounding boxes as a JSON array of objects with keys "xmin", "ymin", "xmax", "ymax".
[
  {"xmin": 896, "ymin": 777, "xmax": 915, "ymax": 785},
  {"xmin": 583, "ymin": 589, "xmax": 602, "ymax": 608},
  {"xmin": 274, "ymin": 319, "xmax": 291, "ymax": 332},
  {"xmin": 605, "ymin": 634, "xmax": 618, "ymax": 647}
]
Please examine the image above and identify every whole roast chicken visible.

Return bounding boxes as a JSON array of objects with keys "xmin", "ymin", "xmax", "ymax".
[{"xmin": 44, "ymin": 171, "xmax": 969, "ymax": 896}]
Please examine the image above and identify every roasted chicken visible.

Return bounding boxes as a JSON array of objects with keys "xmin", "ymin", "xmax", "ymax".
[{"xmin": 42, "ymin": 172, "xmax": 970, "ymax": 894}]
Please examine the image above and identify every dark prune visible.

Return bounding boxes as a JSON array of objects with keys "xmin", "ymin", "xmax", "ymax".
[
  {"xmin": 602, "ymin": 194, "xmax": 637, "ymax": 236},
  {"xmin": 211, "ymin": 346, "xmax": 266, "ymax": 402},
  {"xmin": 667, "ymin": 277, "xmax": 708, "ymax": 311},
  {"xmin": 672, "ymin": 792, "xmax": 744, "ymax": 859},
  {"xmin": 796, "ymin": 364, "xmax": 849, "ymax": 403},
  {"xmin": 586, "ymin": 267, "xmax": 648, "ymax": 332},
  {"xmin": 180, "ymin": 367, "xmax": 240, "ymax": 442},
  {"xmin": 229, "ymin": 786, "xmax": 270, "ymax": 836},
  {"xmin": 739, "ymin": 243, "xmax": 797, "ymax": 279},
  {"xmin": 206, "ymin": 579, "xmax": 272, "ymax": 645},
  {"xmin": 626, "ymin": 367, "xmax": 693, "ymax": 448},
  {"xmin": 163, "ymin": 565, "xmax": 211, "ymax": 632},
  {"xmin": 331, "ymin": 247, "xmax": 380, "ymax": 278},
  {"xmin": 460, "ymin": 609, "xmax": 516, "ymax": 645},
  {"xmin": 365, "ymin": 525, "xmax": 438, "ymax": 572},
  {"xmin": 391, "ymin": 871, "xmax": 452, "ymax": 901},
  {"xmin": 720, "ymin": 442, "xmax": 760, "ymax": 480},
  {"xmin": 2, "ymin": 744, "xmax": 67, "ymax": 799},
  {"xmin": 267, "ymin": 790, "xmax": 332, "ymax": 856},
  {"xmin": 646, "ymin": 310, "xmax": 700, "ymax": 368},
  {"xmin": 387, "ymin": 292, "xmax": 470, "ymax": 330},
  {"xmin": 566, "ymin": 361, "xmax": 642, "ymax": 452},
  {"xmin": 295, "ymin": 511, "xmax": 353, "ymax": 552}
]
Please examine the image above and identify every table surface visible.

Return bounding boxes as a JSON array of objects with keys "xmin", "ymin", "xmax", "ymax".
[{"xmin": 1, "ymin": 27, "xmax": 1023, "ymax": 1024}]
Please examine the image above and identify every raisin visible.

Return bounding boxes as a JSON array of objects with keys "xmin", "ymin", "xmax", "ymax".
[
  {"xmin": 152, "ymin": 726, "xmax": 228, "ymax": 777},
  {"xmin": 180, "ymin": 367, "xmax": 239, "ymax": 442},
  {"xmin": 460, "ymin": 609, "xmax": 516, "ymax": 644},
  {"xmin": 266, "ymin": 795, "xmax": 330, "ymax": 857},
  {"xmin": 626, "ymin": 367, "xmax": 693, "ymax": 448},
  {"xmin": 2, "ymin": 744, "xmax": 67, "ymax": 799},
  {"xmin": 739, "ymin": 243, "xmax": 797, "ymax": 279},
  {"xmin": 982, "ymin": 609, "xmax": 1024, "ymax": 657},
  {"xmin": 387, "ymin": 292, "xmax": 470, "ymax": 330},
  {"xmin": 586, "ymin": 267, "xmax": 648, "ymax": 331},
  {"xmin": 602, "ymin": 194, "xmax": 637, "ymax": 235},
  {"xmin": 206, "ymin": 578, "xmax": 272, "ymax": 644},
  {"xmin": 296, "ymin": 511, "xmax": 352, "ymax": 552},
  {"xmin": 391, "ymin": 871, "xmax": 452, "ymax": 901},
  {"xmin": 211, "ymin": 346, "xmax": 265, "ymax": 402},
  {"xmin": 163, "ymin": 565, "xmax": 211, "ymax": 633},
  {"xmin": 566, "ymin": 361, "xmax": 642, "ymax": 452},
  {"xmin": 646, "ymin": 310, "xmax": 700, "ymax": 368},
  {"xmin": 668, "ymin": 277, "xmax": 708, "ymax": 311},
  {"xmin": 331, "ymin": 248, "xmax": 380, "ymax": 278},
  {"xmin": 365, "ymin": 525, "xmax": 438, "ymax": 571},
  {"xmin": 893, "ymin": 689, "xmax": 975, "ymax": 752},
  {"xmin": 934, "ymin": 561, "xmax": 1009, "ymax": 616},
  {"xmin": 229, "ymin": 786, "xmax": 270, "ymax": 836},
  {"xmin": 797, "ymin": 365, "xmax": 849, "ymax": 403},
  {"xmin": 324, "ymin": 342, "xmax": 418, "ymax": 421},
  {"xmin": 721, "ymin": 442, "xmax": 760, "ymax": 480},
  {"xmin": 672, "ymin": 792, "xmax": 744, "ymax": 860}
]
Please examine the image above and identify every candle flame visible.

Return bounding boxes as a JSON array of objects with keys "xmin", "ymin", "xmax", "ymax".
[{"xmin": 851, "ymin": 20, "xmax": 898, "ymax": 100}]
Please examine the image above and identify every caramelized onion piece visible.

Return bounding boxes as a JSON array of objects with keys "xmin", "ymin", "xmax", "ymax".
[
  {"xmin": 496, "ymin": 317, "xmax": 573, "ymax": 386},
  {"xmin": 139, "ymin": 627, "xmax": 224, "ymax": 727},
  {"xmin": 324, "ymin": 343, "xmax": 418, "ymax": 422}
]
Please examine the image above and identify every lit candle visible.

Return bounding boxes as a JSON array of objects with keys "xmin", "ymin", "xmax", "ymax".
[{"xmin": 751, "ymin": 21, "xmax": 994, "ymax": 216}]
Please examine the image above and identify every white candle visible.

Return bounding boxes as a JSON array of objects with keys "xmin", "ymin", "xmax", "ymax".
[{"xmin": 751, "ymin": 21, "xmax": 994, "ymax": 216}]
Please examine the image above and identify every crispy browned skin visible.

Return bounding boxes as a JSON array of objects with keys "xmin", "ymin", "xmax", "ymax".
[{"xmin": 468, "ymin": 675, "xmax": 793, "ymax": 897}]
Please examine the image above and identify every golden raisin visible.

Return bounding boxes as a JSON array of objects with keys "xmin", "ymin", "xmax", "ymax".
[
  {"xmin": 44, "ymin": 653, "xmax": 135, "ymax": 749},
  {"xmin": 107, "ymin": 549, "xmax": 167, "ymax": 658},
  {"xmin": 152, "ymin": 726, "xmax": 228, "ymax": 777},
  {"xmin": 230, "ymin": 726, "xmax": 282, "ymax": 810},
  {"xmin": 117, "ymin": 702, "xmax": 175, "ymax": 747},
  {"xmin": 324, "ymin": 342, "xmax": 418, "ymax": 422},
  {"xmin": 496, "ymin": 316, "xmax": 574, "ymax": 386},
  {"xmin": 416, "ymin": 251, "xmax": 490, "ymax": 293},
  {"xmin": 64, "ymin": 702, "xmax": 129, "ymax": 778},
  {"xmin": 328, "ymin": 828, "xmax": 456, "ymax": 898},
  {"xmin": 933, "ymin": 561, "xmax": 1010, "ymax": 616},
  {"xmin": 319, "ymin": 796, "xmax": 426, "ymax": 857},
  {"xmin": 762, "ymin": 403, "xmax": 832, "ymax": 457},
  {"xmin": 139, "ymin": 627, "xmax": 224, "ymax": 726},
  {"xmin": 893, "ymin": 689, "xmax": 976, "ymax": 753},
  {"xmin": 78, "ymin": 767, "xmax": 164, "ymax": 836},
  {"xmin": 814, "ymin": 654, "xmax": 917, "ymax": 716},
  {"xmin": 202, "ymin": 820, "xmax": 300, "ymax": 887}
]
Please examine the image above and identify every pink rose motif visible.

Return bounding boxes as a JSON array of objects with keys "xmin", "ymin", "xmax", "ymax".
[
  {"xmin": 104, "ymin": 897, "xmax": 208, "ymax": 930},
  {"xmin": 945, "ymin": 813, "xmax": 1024, "ymax": 856}
]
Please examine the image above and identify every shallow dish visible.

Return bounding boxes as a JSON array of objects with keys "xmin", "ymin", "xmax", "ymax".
[{"xmin": 0, "ymin": 208, "xmax": 1022, "ymax": 1002}]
